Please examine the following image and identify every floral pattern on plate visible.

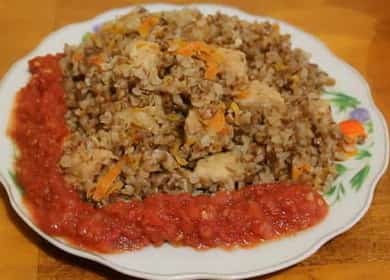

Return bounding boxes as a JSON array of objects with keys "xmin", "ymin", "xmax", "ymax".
[{"xmin": 323, "ymin": 91, "xmax": 373, "ymax": 204}]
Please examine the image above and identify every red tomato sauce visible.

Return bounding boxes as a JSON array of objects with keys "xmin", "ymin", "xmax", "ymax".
[{"xmin": 9, "ymin": 55, "xmax": 329, "ymax": 253}]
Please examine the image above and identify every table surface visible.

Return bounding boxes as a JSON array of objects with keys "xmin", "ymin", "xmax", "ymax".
[{"xmin": 1, "ymin": 0, "xmax": 390, "ymax": 279}]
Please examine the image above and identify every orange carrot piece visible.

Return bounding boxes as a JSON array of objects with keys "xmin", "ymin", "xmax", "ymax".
[
  {"xmin": 292, "ymin": 165, "xmax": 300, "ymax": 181},
  {"xmin": 219, "ymin": 126, "xmax": 231, "ymax": 135},
  {"xmin": 204, "ymin": 62, "xmax": 219, "ymax": 80},
  {"xmin": 344, "ymin": 147, "xmax": 358, "ymax": 158},
  {"xmin": 175, "ymin": 41, "xmax": 222, "ymax": 80},
  {"xmin": 176, "ymin": 41, "xmax": 212, "ymax": 57},
  {"xmin": 92, "ymin": 159, "xmax": 125, "ymax": 201},
  {"xmin": 292, "ymin": 163, "xmax": 312, "ymax": 180},
  {"xmin": 73, "ymin": 53, "xmax": 83, "ymax": 62},
  {"xmin": 235, "ymin": 90, "xmax": 249, "ymax": 99},
  {"xmin": 88, "ymin": 54, "xmax": 104, "ymax": 66},
  {"xmin": 339, "ymin": 120, "xmax": 366, "ymax": 140},
  {"xmin": 206, "ymin": 110, "xmax": 226, "ymax": 133},
  {"xmin": 138, "ymin": 16, "xmax": 159, "ymax": 38}
]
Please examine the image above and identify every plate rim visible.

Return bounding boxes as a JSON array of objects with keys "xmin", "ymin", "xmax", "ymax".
[{"xmin": 0, "ymin": 3, "xmax": 389, "ymax": 280}]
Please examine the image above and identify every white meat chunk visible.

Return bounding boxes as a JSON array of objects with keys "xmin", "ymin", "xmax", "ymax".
[
  {"xmin": 126, "ymin": 40, "xmax": 162, "ymax": 86},
  {"xmin": 114, "ymin": 100, "xmax": 168, "ymax": 134},
  {"xmin": 193, "ymin": 152, "xmax": 243, "ymax": 183},
  {"xmin": 218, "ymin": 48, "xmax": 248, "ymax": 85},
  {"xmin": 60, "ymin": 147, "xmax": 115, "ymax": 189},
  {"xmin": 184, "ymin": 110, "xmax": 203, "ymax": 135},
  {"xmin": 234, "ymin": 80, "xmax": 285, "ymax": 109}
]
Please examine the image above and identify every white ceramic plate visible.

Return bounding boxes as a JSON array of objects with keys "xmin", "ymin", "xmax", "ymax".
[{"xmin": 0, "ymin": 3, "xmax": 388, "ymax": 280}]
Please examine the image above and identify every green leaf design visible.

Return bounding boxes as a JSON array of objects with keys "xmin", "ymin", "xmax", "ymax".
[
  {"xmin": 355, "ymin": 149, "xmax": 372, "ymax": 160},
  {"xmin": 365, "ymin": 120, "xmax": 374, "ymax": 134},
  {"xmin": 323, "ymin": 91, "xmax": 360, "ymax": 112},
  {"xmin": 325, "ymin": 182, "xmax": 346, "ymax": 204},
  {"xmin": 335, "ymin": 183, "xmax": 346, "ymax": 202},
  {"xmin": 340, "ymin": 183, "xmax": 346, "ymax": 195},
  {"xmin": 82, "ymin": 32, "xmax": 92, "ymax": 42},
  {"xmin": 350, "ymin": 165, "xmax": 370, "ymax": 191},
  {"xmin": 319, "ymin": 90, "xmax": 373, "ymax": 203},
  {"xmin": 335, "ymin": 183, "xmax": 345, "ymax": 202},
  {"xmin": 335, "ymin": 164, "xmax": 348, "ymax": 176},
  {"xmin": 7, "ymin": 170, "xmax": 24, "ymax": 194},
  {"xmin": 325, "ymin": 185, "xmax": 337, "ymax": 196}
]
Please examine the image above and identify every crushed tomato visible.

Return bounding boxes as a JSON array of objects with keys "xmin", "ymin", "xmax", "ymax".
[{"xmin": 8, "ymin": 55, "xmax": 329, "ymax": 253}]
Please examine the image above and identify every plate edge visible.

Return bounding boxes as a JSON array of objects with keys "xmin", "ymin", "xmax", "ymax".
[{"xmin": 0, "ymin": 3, "xmax": 389, "ymax": 280}]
